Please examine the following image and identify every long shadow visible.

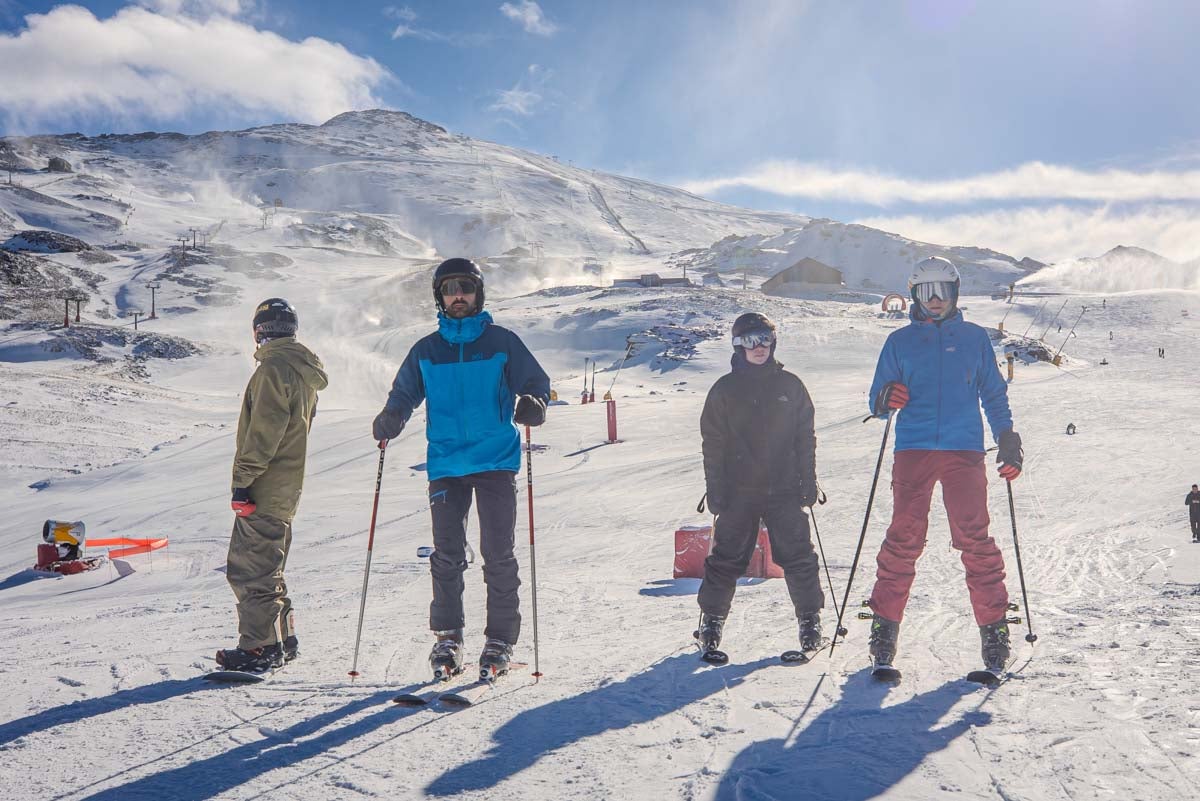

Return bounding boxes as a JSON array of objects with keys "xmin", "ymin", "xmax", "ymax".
[
  {"xmin": 426, "ymin": 652, "xmax": 775, "ymax": 796},
  {"xmin": 0, "ymin": 678, "xmax": 211, "ymax": 747},
  {"xmin": 74, "ymin": 688, "xmax": 409, "ymax": 801},
  {"xmin": 0, "ymin": 568, "xmax": 59, "ymax": 592},
  {"xmin": 713, "ymin": 670, "xmax": 991, "ymax": 800}
]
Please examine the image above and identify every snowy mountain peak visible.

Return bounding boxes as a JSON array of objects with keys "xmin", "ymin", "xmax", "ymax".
[{"xmin": 317, "ymin": 108, "xmax": 450, "ymax": 138}]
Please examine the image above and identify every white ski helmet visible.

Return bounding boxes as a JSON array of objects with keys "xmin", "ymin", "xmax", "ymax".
[{"xmin": 907, "ymin": 256, "xmax": 961, "ymax": 319}]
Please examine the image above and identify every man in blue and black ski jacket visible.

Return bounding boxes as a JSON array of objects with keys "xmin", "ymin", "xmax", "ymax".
[{"xmin": 372, "ymin": 258, "xmax": 550, "ymax": 678}]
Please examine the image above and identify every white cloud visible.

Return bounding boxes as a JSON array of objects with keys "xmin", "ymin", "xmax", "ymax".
[
  {"xmin": 499, "ymin": 1, "xmax": 557, "ymax": 36},
  {"xmin": 857, "ymin": 204, "xmax": 1200, "ymax": 264},
  {"xmin": 682, "ymin": 160, "xmax": 1200, "ymax": 206},
  {"xmin": 0, "ymin": 5, "xmax": 390, "ymax": 132},
  {"xmin": 489, "ymin": 64, "xmax": 548, "ymax": 116},
  {"xmin": 140, "ymin": 0, "xmax": 246, "ymax": 16}
]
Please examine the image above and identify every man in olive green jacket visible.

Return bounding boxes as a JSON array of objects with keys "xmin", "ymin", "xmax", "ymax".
[{"xmin": 217, "ymin": 298, "xmax": 328, "ymax": 673}]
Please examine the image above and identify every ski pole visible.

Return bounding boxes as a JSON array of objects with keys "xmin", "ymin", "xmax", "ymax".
[
  {"xmin": 828, "ymin": 409, "xmax": 894, "ymax": 658},
  {"xmin": 348, "ymin": 440, "xmax": 388, "ymax": 678},
  {"xmin": 525, "ymin": 425, "xmax": 543, "ymax": 679},
  {"xmin": 1007, "ymin": 481, "xmax": 1038, "ymax": 643},
  {"xmin": 809, "ymin": 508, "xmax": 847, "ymax": 637}
]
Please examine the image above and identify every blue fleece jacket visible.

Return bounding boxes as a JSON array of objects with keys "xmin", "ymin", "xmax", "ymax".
[
  {"xmin": 868, "ymin": 310, "xmax": 1012, "ymax": 452},
  {"xmin": 385, "ymin": 311, "xmax": 551, "ymax": 480}
]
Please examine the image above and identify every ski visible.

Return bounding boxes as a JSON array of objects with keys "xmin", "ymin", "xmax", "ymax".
[
  {"xmin": 699, "ymin": 648, "xmax": 729, "ymax": 666},
  {"xmin": 965, "ymin": 669, "xmax": 1003, "ymax": 687},
  {"xmin": 871, "ymin": 665, "xmax": 902, "ymax": 683},
  {"xmin": 438, "ymin": 661, "xmax": 526, "ymax": 707},
  {"xmin": 781, "ymin": 636, "xmax": 831, "ymax": 664},
  {"xmin": 203, "ymin": 670, "xmax": 271, "ymax": 684}
]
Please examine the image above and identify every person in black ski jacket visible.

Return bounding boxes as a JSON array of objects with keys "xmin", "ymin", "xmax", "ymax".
[
  {"xmin": 1186, "ymin": 484, "xmax": 1200, "ymax": 542},
  {"xmin": 695, "ymin": 312, "xmax": 825, "ymax": 658}
]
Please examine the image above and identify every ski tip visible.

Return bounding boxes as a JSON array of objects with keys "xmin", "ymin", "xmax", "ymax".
[
  {"xmin": 392, "ymin": 693, "xmax": 430, "ymax": 707},
  {"xmin": 871, "ymin": 666, "xmax": 902, "ymax": 683},
  {"xmin": 202, "ymin": 670, "xmax": 266, "ymax": 684},
  {"xmin": 700, "ymin": 649, "xmax": 729, "ymax": 666},
  {"xmin": 965, "ymin": 670, "xmax": 1002, "ymax": 687},
  {"xmin": 438, "ymin": 693, "xmax": 475, "ymax": 708},
  {"xmin": 780, "ymin": 650, "xmax": 810, "ymax": 664}
]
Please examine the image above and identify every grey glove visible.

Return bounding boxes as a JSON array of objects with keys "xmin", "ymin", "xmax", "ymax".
[
  {"xmin": 372, "ymin": 407, "xmax": 406, "ymax": 441},
  {"xmin": 800, "ymin": 478, "xmax": 819, "ymax": 508},
  {"xmin": 513, "ymin": 394, "xmax": 547, "ymax": 427}
]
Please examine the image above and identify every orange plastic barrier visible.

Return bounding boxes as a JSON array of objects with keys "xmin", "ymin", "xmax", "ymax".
[{"xmin": 84, "ymin": 537, "xmax": 169, "ymax": 558}]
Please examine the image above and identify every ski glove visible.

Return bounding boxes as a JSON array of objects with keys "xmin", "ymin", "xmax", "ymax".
[
  {"xmin": 231, "ymin": 487, "xmax": 256, "ymax": 517},
  {"xmin": 513, "ymin": 394, "xmax": 547, "ymax": 427},
  {"xmin": 874, "ymin": 382, "xmax": 909, "ymax": 416},
  {"xmin": 799, "ymin": 478, "xmax": 819, "ymax": 508},
  {"xmin": 997, "ymin": 430, "xmax": 1023, "ymax": 481},
  {"xmin": 372, "ymin": 407, "xmax": 406, "ymax": 441}
]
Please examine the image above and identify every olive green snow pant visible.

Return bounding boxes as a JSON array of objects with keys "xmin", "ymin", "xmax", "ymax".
[{"xmin": 226, "ymin": 512, "xmax": 294, "ymax": 650}]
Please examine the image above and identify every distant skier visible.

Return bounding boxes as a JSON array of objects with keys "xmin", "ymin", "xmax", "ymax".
[
  {"xmin": 372, "ymin": 258, "xmax": 550, "ymax": 682},
  {"xmin": 695, "ymin": 312, "xmax": 824, "ymax": 661},
  {"xmin": 1186, "ymin": 484, "xmax": 1200, "ymax": 543},
  {"xmin": 865, "ymin": 257, "xmax": 1023, "ymax": 675},
  {"xmin": 218, "ymin": 299, "xmax": 327, "ymax": 672}
]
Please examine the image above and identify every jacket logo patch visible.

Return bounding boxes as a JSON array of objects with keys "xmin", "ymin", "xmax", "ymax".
[
  {"xmin": 778, "ymin": 395, "xmax": 790, "ymax": 402},
  {"xmin": 945, "ymin": 346, "xmax": 956, "ymax": 352}
]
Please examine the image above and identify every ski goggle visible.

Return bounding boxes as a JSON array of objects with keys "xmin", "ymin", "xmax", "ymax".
[
  {"xmin": 732, "ymin": 329, "xmax": 775, "ymax": 349},
  {"xmin": 912, "ymin": 281, "xmax": 957, "ymax": 303},
  {"xmin": 439, "ymin": 277, "xmax": 478, "ymax": 297}
]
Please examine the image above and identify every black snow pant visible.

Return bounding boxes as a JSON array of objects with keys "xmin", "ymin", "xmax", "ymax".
[
  {"xmin": 1191, "ymin": 519, "xmax": 1200, "ymax": 540},
  {"xmin": 698, "ymin": 492, "xmax": 824, "ymax": 619},
  {"xmin": 428, "ymin": 470, "xmax": 521, "ymax": 644}
]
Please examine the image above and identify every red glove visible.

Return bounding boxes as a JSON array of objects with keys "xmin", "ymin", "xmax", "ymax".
[
  {"xmin": 875, "ymin": 382, "xmax": 909, "ymax": 416},
  {"xmin": 231, "ymin": 488, "xmax": 256, "ymax": 517},
  {"xmin": 998, "ymin": 464, "xmax": 1021, "ymax": 481}
]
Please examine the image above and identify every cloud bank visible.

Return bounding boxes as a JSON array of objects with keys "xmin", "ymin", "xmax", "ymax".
[
  {"xmin": 0, "ymin": 4, "xmax": 390, "ymax": 132},
  {"xmin": 683, "ymin": 160, "xmax": 1200, "ymax": 206},
  {"xmin": 499, "ymin": 1, "xmax": 557, "ymax": 36}
]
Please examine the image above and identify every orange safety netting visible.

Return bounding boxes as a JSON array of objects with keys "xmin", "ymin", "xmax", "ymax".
[{"xmin": 84, "ymin": 537, "xmax": 169, "ymax": 558}]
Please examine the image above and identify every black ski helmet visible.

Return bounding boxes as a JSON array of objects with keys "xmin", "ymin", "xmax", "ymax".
[
  {"xmin": 432, "ymin": 258, "xmax": 485, "ymax": 313},
  {"xmin": 731, "ymin": 312, "xmax": 778, "ymax": 359},
  {"xmin": 252, "ymin": 297, "xmax": 298, "ymax": 341}
]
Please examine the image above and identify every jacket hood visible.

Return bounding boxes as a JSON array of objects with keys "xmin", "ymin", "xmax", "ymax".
[
  {"xmin": 255, "ymin": 337, "xmax": 329, "ymax": 391},
  {"xmin": 909, "ymin": 308, "xmax": 965, "ymax": 327},
  {"xmin": 438, "ymin": 310, "xmax": 492, "ymax": 344}
]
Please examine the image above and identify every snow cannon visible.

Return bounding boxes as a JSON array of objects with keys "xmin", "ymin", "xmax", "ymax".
[{"xmin": 36, "ymin": 520, "xmax": 101, "ymax": 575}]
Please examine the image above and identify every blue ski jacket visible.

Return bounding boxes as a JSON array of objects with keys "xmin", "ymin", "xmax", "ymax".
[
  {"xmin": 868, "ymin": 310, "xmax": 1012, "ymax": 452},
  {"xmin": 385, "ymin": 311, "xmax": 551, "ymax": 480}
]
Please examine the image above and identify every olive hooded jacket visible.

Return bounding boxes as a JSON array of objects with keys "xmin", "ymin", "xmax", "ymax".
[{"xmin": 231, "ymin": 338, "xmax": 328, "ymax": 522}]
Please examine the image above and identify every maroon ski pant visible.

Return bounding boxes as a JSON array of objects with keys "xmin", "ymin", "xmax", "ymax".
[{"xmin": 868, "ymin": 450, "xmax": 1009, "ymax": 626}]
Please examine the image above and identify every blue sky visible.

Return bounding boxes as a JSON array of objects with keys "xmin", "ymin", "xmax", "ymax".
[{"xmin": 2, "ymin": 0, "xmax": 1199, "ymax": 261}]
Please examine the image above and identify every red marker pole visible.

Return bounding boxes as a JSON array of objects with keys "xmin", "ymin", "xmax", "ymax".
[
  {"xmin": 348, "ymin": 440, "xmax": 388, "ymax": 678},
  {"xmin": 606, "ymin": 398, "xmax": 618, "ymax": 443},
  {"xmin": 525, "ymin": 425, "xmax": 543, "ymax": 679}
]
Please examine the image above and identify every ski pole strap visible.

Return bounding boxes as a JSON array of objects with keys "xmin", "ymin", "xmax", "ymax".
[{"xmin": 696, "ymin": 493, "xmax": 707, "ymax": 514}]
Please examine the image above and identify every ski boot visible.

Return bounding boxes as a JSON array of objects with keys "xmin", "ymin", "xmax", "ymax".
[
  {"xmin": 430, "ymin": 629, "xmax": 464, "ymax": 683},
  {"xmin": 215, "ymin": 643, "xmax": 283, "ymax": 673},
  {"xmin": 798, "ymin": 611, "xmax": 823, "ymax": 651},
  {"xmin": 694, "ymin": 613, "xmax": 728, "ymax": 665},
  {"xmin": 868, "ymin": 614, "xmax": 901, "ymax": 681},
  {"xmin": 282, "ymin": 635, "xmax": 300, "ymax": 663},
  {"xmin": 979, "ymin": 620, "xmax": 1011, "ymax": 673},
  {"xmin": 479, "ymin": 638, "xmax": 514, "ymax": 682}
]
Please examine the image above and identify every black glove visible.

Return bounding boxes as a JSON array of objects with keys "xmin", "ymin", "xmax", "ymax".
[
  {"xmin": 800, "ymin": 478, "xmax": 819, "ymax": 508},
  {"xmin": 372, "ymin": 407, "xmax": 406, "ymax": 441},
  {"xmin": 997, "ymin": 430, "xmax": 1023, "ymax": 480},
  {"xmin": 705, "ymin": 490, "xmax": 726, "ymax": 517},
  {"xmin": 513, "ymin": 394, "xmax": 547, "ymax": 427},
  {"xmin": 231, "ymin": 487, "xmax": 256, "ymax": 517}
]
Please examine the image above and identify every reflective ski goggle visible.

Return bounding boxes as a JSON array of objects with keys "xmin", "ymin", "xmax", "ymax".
[
  {"xmin": 732, "ymin": 330, "xmax": 775, "ymax": 349},
  {"xmin": 439, "ymin": 277, "xmax": 478, "ymax": 297},
  {"xmin": 913, "ymin": 281, "xmax": 957, "ymax": 303}
]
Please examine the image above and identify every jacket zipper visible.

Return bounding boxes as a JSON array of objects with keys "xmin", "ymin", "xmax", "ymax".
[{"xmin": 935, "ymin": 324, "xmax": 943, "ymax": 448}]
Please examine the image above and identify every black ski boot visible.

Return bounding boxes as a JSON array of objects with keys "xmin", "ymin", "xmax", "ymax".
[
  {"xmin": 479, "ymin": 638, "xmax": 513, "ymax": 682},
  {"xmin": 980, "ymin": 620, "xmax": 1011, "ymax": 673},
  {"xmin": 798, "ymin": 611, "xmax": 823, "ymax": 651},
  {"xmin": 282, "ymin": 635, "xmax": 299, "ymax": 663},
  {"xmin": 868, "ymin": 614, "xmax": 901, "ymax": 672},
  {"xmin": 430, "ymin": 629, "xmax": 464, "ymax": 682},
  {"xmin": 215, "ymin": 643, "xmax": 283, "ymax": 673},
  {"xmin": 694, "ymin": 613, "xmax": 728, "ymax": 665}
]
